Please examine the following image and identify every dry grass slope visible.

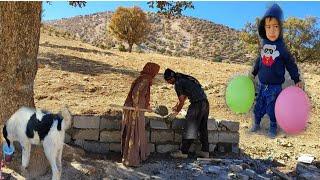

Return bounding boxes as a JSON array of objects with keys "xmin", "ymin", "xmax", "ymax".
[{"xmin": 36, "ymin": 30, "xmax": 320, "ymax": 171}]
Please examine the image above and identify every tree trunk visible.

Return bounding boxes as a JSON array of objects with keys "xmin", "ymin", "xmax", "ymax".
[
  {"xmin": 0, "ymin": 2, "xmax": 49, "ymax": 178},
  {"xmin": 128, "ymin": 43, "xmax": 133, "ymax": 53},
  {"xmin": 0, "ymin": 1, "xmax": 40, "ymax": 125}
]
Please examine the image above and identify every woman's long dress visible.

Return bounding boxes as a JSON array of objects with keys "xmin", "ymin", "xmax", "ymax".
[{"xmin": 121, "ymin": 78, "xmax": 150, "ymax": 167}]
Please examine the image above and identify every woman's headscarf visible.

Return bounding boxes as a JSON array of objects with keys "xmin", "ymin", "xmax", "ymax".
[
  {"xmin": 125, "ymin": 62, "xmax": 160, "ymax": 107},
  {"xmin": 140, "ymin": 62, "xmax": 160, "ymax": 85}
]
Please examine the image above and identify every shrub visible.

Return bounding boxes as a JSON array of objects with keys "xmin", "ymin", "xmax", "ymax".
[
  {"xmin": 214, "ymin": 54, "xmax": 223, "ymax": 62},
  {"xmin": 158, "ymin": 47, "xmax": 166, "ymax": 54},
  {"xmin": 135, "ymin": 45, "xmax": 144, "ymax": 53},
  {"xmin": 118, "ymin": 44, "xmax": 126, "ymax": 52}
]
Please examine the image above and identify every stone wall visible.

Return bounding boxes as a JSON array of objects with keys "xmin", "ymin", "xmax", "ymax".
[{"xmin": 65, "ymin": 113, "xmax": 240, "ymax": 154}]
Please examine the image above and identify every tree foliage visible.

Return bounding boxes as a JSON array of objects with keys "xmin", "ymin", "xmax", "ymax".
[
  {"xmin": 240, "ymin": 18, "xmax": 260, "ymax": 55},
  {"xmin": 45, "ymin": 1, "xmax": 87, "ymax": 7},
  {"xmin": 284, "ymin": 17, "xmax": 320, "ymax": 62},
  {"xmin": 108, "ymin": 6, "xmax": 150, "ymax": 53},
  {"xmin": 240, "ymin": 17, "xmax": 320, "ymax": 62},
  {"xmin": 147, "ymin": 1, "xmax": 194, "ymax": 18},
  {"xmin": 68, "ymin": 1, "xmax": 87, "ymax": 7}
]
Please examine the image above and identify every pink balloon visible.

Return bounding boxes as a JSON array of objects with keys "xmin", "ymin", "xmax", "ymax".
[{"xmin": 275, "ymin": 86, "xmax": 310, "ymax": 134}]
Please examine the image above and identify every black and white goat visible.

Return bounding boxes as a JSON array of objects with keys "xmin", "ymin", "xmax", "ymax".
[{"xmin": 2, "ymin": 106, "xmax": 72, "ymax": 180}]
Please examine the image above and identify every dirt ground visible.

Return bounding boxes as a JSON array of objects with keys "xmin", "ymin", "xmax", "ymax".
[{"xmin": 3, "ymin": 33, "xmax": 319, "ymax": 179}]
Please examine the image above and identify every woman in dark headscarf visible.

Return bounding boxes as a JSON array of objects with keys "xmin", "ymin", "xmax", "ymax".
[{"xmin": 121, "ymin": 62, "xmax": 160, "ymax": 167}]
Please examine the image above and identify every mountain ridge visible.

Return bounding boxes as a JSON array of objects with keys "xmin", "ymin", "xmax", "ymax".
[{"xmin": 44, "ymin": 11, "xmax": 253, "ymax": 63}]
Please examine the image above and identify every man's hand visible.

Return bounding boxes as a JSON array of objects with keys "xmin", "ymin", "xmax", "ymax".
[
  {"xmin": 168, "ymin": 111, "xmax": 179, "ymax": 119},
  {"xmin": 172, "ymin": 95, "xmax": 187, "ymax": 112},
  {"xmin": 172, "ymin": 104, "xmax": 178, "ymax": 112}
]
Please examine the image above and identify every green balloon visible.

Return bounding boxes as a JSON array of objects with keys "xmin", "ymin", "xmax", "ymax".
[{"xmin": 226, "ymin": 75, "xmax": 255, "ymax": 113}]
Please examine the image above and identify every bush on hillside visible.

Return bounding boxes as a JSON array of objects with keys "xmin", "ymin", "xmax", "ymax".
[
  {"xmin": 118, "ymin": 44, "xmax": 126, "ymax": 52},
  {"xmin": 214, "ymin": 54, "xmax": 223, "ymax": 62},
  {"xmin": 158, "ymin": 47, "xmax": 166, "ymax": 54}
]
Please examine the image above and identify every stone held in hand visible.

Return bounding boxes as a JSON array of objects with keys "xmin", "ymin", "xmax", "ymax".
[{"xmin": 154, "ymin": 105, "xmax": 169, "ymax": 117}]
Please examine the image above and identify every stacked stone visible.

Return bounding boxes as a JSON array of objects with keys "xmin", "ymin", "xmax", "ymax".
[
  {"xmin": 66, "ymin": 114, "xmax": 240, "ymax": 155},
  {"xmin": 150, "ymin": 118, "xmax": 239, "ymax": 154}
]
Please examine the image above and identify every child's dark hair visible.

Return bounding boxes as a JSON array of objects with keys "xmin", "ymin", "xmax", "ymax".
[{"xmin": 258, "ymin": 16, "xmax": 283, "ymax": 40}]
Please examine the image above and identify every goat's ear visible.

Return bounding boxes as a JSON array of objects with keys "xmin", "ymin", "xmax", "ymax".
[{"xmin": 60, "ymin": 105, "xmax": 72, "ymax": 121}]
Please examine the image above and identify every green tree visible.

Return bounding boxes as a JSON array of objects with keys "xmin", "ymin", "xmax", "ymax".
[
  {"xmin": 240, "ymin": 18, "xmax": 260, "ymax": 55},
  {"xmin": 284, "ymin": 17, "xmax": 320, "ymax": 62},
  {"xmin": 147, "ymin": 1, "xmax": 194, "ymax": 18},
  {"xmin": 108, "ymin": 6, "xmax": 150, "ymax": 53},
  {"xmin": 240, "ymin": 17, "xmax": 320, "ymax": 62}
]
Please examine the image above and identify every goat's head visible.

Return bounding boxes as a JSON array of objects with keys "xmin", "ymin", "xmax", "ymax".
[{"xmin": 59, "ymin": 105, "xmax": 73, "ymax": 129}]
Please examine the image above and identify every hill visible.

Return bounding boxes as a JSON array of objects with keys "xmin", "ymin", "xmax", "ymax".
[{"xmin": 45, "ymin": 11, "xmax": 252, "ymax": 63}]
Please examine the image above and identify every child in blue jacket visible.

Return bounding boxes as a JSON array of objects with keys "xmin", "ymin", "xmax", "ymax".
[{"xmin": 250, "ymin": 4, "xmax": 303, "ymax": 138}]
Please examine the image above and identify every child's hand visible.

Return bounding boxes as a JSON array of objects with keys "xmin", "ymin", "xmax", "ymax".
[
  {"xmin": 295, "ymin": 82, "xmax": 304, "ymax": 89},
  {"xmin": 248, "ymin": 73, "xmax": 255, "ymax": 82}
]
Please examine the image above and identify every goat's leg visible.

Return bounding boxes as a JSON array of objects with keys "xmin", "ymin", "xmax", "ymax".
[
  {"xmin": 57, "ymin": 146, "xmax": 63, "ymax": 172},
  {"xmin": 20, "ymin": 142, "xmax": 31, "ymax": 177},
  {"xmin": 21, "ymin": 142, "xmax": 31, "ymax": 170},
  {"xmin": 43, "ymin": 141, "xmax": 60, "ymax": 180}
]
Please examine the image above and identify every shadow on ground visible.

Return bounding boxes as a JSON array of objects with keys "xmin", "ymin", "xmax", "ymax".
[
  {"xmin": 38, "ymin": 53, "xmax": 138, "ymax": 77},
  {"xmin": 40, "ymin": 42, "xmax": 115, "ymax": 56}
]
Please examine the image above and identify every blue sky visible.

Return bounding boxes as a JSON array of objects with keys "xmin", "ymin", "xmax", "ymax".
[{"xmin": 43, "ymin": 1, "xmax": 320, "ymax": 30}]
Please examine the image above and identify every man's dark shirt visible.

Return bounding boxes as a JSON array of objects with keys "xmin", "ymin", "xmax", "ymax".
[{"xmin": 174, "ymin": 76, "xmax": 207, "ymax": 103}]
